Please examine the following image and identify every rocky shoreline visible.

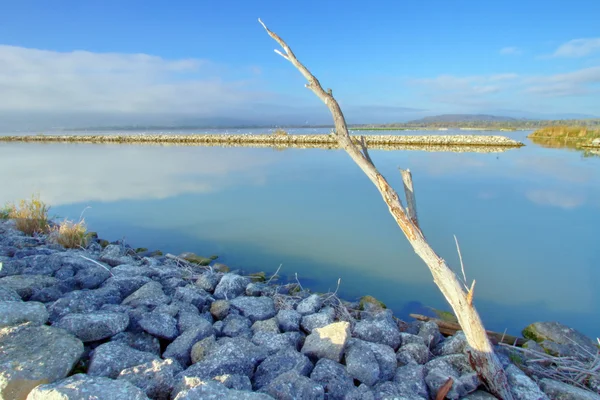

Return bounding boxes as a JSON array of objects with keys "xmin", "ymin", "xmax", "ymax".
[{"xmin": 1, "ymin": 219, "xmax": 598, "ymax": 400}]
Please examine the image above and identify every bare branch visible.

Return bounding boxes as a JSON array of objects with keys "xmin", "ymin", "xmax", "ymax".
[
  {"xmin": 359, "ymin": 136, "xmax": 373, "ymax": 165},
  {"xmin": 400, "ymin": 169, "xmax": 419, "ymax": 228},
  {"xmin": 260, "ymin": 19, "xmax": 513, "ymax": 399},
  {"xmin": 454, "ymin": 234, "xmax": 468, "ymax": 290}
]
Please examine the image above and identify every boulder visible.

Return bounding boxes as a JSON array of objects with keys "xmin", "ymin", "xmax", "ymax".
[
  {"xmin": 27, "ymin": 374, "xmax": 149, "ymax": 400},
  {"xmin": 345, "ymin": 339, "xmax": 380, "ymax": 387},
  {"xmin": 54, "ymin": 311, "xmax": 129, "ymax": 342},
  {"xmin": 309, "ymin": 358, "xmax": 354, "ymax": 400},
  {"xmin": 252, "ymin": 331, "xmax": 305, "ymax": 355},
  {"xmin": 177, "ymin": 310, "xmax": 207, "ymax": 334},
  {"xmin": 251, "ymin": 318, "xmax": 280, "ymax": 334},
  {"xmin": 191, "ymin": 335, "xmax": 217, "ymax": 364},
  {"xmin": 397, "ymin": 343, "xmax": 430, "ymax": 365},
  {"xmin": 394, "ymin": 363, "xmax": 429, "ymax": 399},
  {"xmin": 173, "ymin": 380, "xmax": 273, "ymax": 400},
  {"xmin": 539, "ymin": 378, "xmax": 600, "ymax": 400},
  {"xmin": 173, "ymin": 286, "xmax": 210, "ymax": 310},
  {"xmin": 418, "ymin": 321, "xmax": 443, "ymax": 349},
  {"xmin": 301, "ymin": 308, "xmax": 335, "ymax": 333},
  {"xmin": 122, "ymin": 281, "xmax": 170, "ymax": 308},
  {"xmin": 296, "ymin": 294, "xmax": 323, "ymax": 315},
  {"xmin": 213, "ymin": 274, "xmax": 250, "ymax": 300},
  {"xmin": 118, "ymin": 358, "xmax": 183, "ymax": 400},
  {"xmin": 163, "ymin": 320, "xmax": 214, "ymax": 367},
  {"xmin": 352, "ymin": 311, "xmax": 401, "ymax": 350},
  {"xmin": 138, "ymin": 312, "xmax": 179, "ymax": 340},
  {"xmin": 0, "ymin": 274, "xmax": 58, "ymax": 300},
  {"xmin": 230, "ymin": 296, "xmax": 276, "ymax": 323},
  {"xmin": 48, "ymin": 286, "xmax": 122, "ymax": 322},
  {"xmin": 0, "ymin": 286, "xmax": 21, "ymax": 301},
  {"xmin": 505, "ymin": 364, "xmax": 549, "ymax": 400},
  {"xmin": 110, "ymin": 331, "xmax": 161, "ymax": 356},
  {"xmin": 262, "ymin": 371, "xmax": 324, "ymax": 400},
  {"xmin": 433, "ymin": 331, "xmax": 467, "ymax": 356},
  {"xmin": 88, "ymin": 342, "xmax": 160, "ymax": 379},
  {"xmin": 522, "ymin": 322, "xmax": 598, "ymax": 359},
  {"xmin": 302, "ymin": 321, "xmax": 350, "ymax": 362},
  {"xmin": 100, "ymin": 244, "xmax": 135, "ymax": 267},
  {"xmin": 195, "ymin": 272, "xmax": 222, "ymax": 293},
  {"xmin": 102, "ymin": 276, "xmax": 152, "ymax": 297},
  {"xmin": 0, "ymin": 301, "xmax": 48, "ymax": 328},
  {"xmin": 277, "ymin": 309, "xmax": 301, "ymax": 332},
  {"xmin": 222, "ymin": 314, "xmax": 253, "ymax": 339},
  {"xmin": 0, "ymin": 324, "xmax": 83, "ymax": 400},
  {"xmin": 210, "ymin": 300, "xmax": 231, "ymax": 320},
  {"xmin": 253, "ymin": 348, "xmax": 313, "ymax": 389}
]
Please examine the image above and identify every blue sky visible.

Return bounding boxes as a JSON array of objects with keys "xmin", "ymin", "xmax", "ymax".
[{"xmin": 1, "ymin": 0, "xmax": 599, "ymax": 128}]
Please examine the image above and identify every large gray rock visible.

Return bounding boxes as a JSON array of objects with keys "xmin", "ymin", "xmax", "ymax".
[
  {"xmin": 0, "ymin": 323, "xmax": 84, "ymax": 400},
  {"xmin": 399, "ymin": 332, "xmax": 427, "ymax": 347},
  {"xmin": 191, "ymin": 335, "xmax": 217, "ymax": 364},
  {"xmin": 463, "ymin": 391, "xmax": 499, "ymax": 400},
  {"xmin": 177, "ymin": 310, "xmax": 207, "ymax": 334},
  {"xmin": 122, "ymin": 281, "xmax": 170, "ymax": 308},
  {"xmin": 180, "ymin": 337, "xmax": 268, "ymax": 380},
  {"xmin": 345, "ymin": 339, "xmax": 380, "ymax": 387},
  {"xmin": 195, "ymin": 271, "xmax": 222, "ymax": 293},
  {"xmin": 54, "ymin": 311, "xmax": 129, "ymax": 342},
  {"xmin": 424, "ymin": 355, "xmax": 479, "ymax": 400},
  {"xmin": 505, "ymin": 364, "xmax": 549, "ymax": 400},
  {"xmin": 363, "ymin": 341, "xmax": 397, "ymax": 382},
  {"xmin": 73, "ymin": 261, "xmax": 112, "ymax": 289},
  {"xmin": 301, "ymin": 307, "xmax": 335, "ymax": 333},
  {"xmin": 230, "ymin": 296, "xmax": 276, "ymax": 323},
  {"xmin": 222, "ymin": 314, "xmax": 253, "ymax": 338},
  {"xmin": 418, "ymin": 321, "xmax": 443, "ymax": 349},
  {"xmin": 27, "ymin": 373, "xmax": 149, "ymax": 400},
  {"xmin": 173, "ymin": 286, "xmax": 210, "ymax": 310},
  {"xmin": 88, "ymin": 342, "xmax": 160, "ymax": 379},
  {"xmin": 103, "ymin": 275, "xmax": 152, "ymax": 297},
  {"xmin": 309, "ymin": 359, "xmax": 354, "ymax": 400},
  {"xmin": 262, "ymin": 371, "xmax": 324, "ymax": 400},
  {"xmin": 0, "ymin": 285, "xmax": 22, "ymax": 301},
  {"xmin": 173, "ymin": 380, "xmax": 273, "ymax": 400},
  {"xmin": 118, "ymin": 358, "xmax": 183, "ymax": 400},
  {"xmin": 301, "ymin": 321, "xmax": 350, "ymax": 362},
  {"xmin": 111, "ymin": 264, "xmax": 154, "ymax": 277},
  {"xmin": 254, "ymin": 348, "xmax": 313, "ymax": 389},
  {"xmin": 111, "ymin": 331, "xmax": 161, "ymax": 355},
  {"xmin": 344, "ymin": 384, "xmax": 375, "ymax": 400},
  {"xmin": 0, "ymin": 274, "xmax": 58, "ymax": 299},
  {"xmin": 0, "ymin": 301, "xmax": 48, "ymax": 328},
  {"xmin": 210, "ymin": 300, "xmax": 230, "ymax": 320},
  {"xmin": 394, "ymin": 363, "xmax": 429, "ymax": 399},
  {"xmin": 523, "ymin": 322, "xmax": 598, "ymax": 359},
  {"xmin": 252, "ymin": 331, "xmax": 305, "ymax": 354},
  {"xmin": 296, "ymin": 294, "xmax": 323, "ymax": 315},
  {"xmin": 539, "ymin": 378, "xmax": 599, "ymax": 400},
  {"xmin": 252, "ymin": 318, "xmax": 280, "ymax": 334},
  {"xmin": 214, "ymin": 374, "xmax": 252, "ymax": 391},
  {"xmin": 277, "ymin": 309, "xmax": 301, "ymax": 332},
  {"xmin": 213, "ymin": 274, "xmax": 250, "ymax": 300},
  {"xmin": 397, "ymin": 342, "xmax": 430, "ymax": 365},
  {"xmin": 163, "ymin": 320, "xmax": 214, "ymax": 367},
  {"xmin": 100, "ymin": 244, "xmax": 136, "ymax": 267},
  {"xmin": 433, "ymin": 331, "xmax": 467, "ymax": 356},
  {"xmin": 372, "ymin": 381, "xmax": 427, "ymax": 400},
  {"xmin": 48, "ymin": 286, "xmax": 122, "ymax": 322},
  {"xmin": 352, "ymin": 312, "xmax": 401, "ymax": 350},
  {"xmin": 139, "ymin": 312, "xmax": 179, "ymax": 340}
]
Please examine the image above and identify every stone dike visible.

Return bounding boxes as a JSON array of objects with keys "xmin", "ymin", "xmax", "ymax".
[{"xmin": 1, "ymin": 219, "xmax": 598, "ymax": 400}]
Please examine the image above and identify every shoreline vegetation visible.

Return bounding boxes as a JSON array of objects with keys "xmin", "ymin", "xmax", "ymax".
[
  {"xmin": 0, "ymin": 133, "xmax": 524, "ymax": 148},
  {"xmin": 1, "ymin": 197, "xmax": 599, "ymax": 398}
]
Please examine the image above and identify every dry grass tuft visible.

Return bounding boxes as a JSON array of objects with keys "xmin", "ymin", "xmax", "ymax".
[
  {"xmin": 273, "ymin": 128, "xmax": 288, "ymax": 136},
  {"xmin": 52, "ymin": 218, "xmax": 89, "ymax": 249},
  {"xmin": 7, "ymin": 195, "xmax": 50, "ymax": 235}
]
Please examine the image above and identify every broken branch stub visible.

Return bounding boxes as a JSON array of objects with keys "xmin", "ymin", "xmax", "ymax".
[{"xmin": 259, "ymin": 19, "xmax": 514, "ymax": 400}]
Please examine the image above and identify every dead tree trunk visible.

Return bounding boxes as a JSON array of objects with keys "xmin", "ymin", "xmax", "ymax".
[{"xmin": 259, "ymin": 19, "xmax": 514, "ymax": 400}]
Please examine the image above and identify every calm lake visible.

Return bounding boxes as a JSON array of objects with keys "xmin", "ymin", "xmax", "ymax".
[{"xmin": 1, "ymin": 128, "xmax": 599, "ymax": 337}]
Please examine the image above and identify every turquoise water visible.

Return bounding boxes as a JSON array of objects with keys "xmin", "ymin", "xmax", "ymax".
[{"xmin": 1, "ymin": 129, "xmax": 599, "ymax": 337}]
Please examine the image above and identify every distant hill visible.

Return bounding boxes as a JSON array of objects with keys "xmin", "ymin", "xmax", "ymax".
[{"xmin": 408, "ymin": 114, "xmax": 518, "ymax": 123}]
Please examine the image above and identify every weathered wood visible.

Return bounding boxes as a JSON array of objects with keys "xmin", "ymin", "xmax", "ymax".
[
  {"xmin": 399, "ymin": 169, "xmax": 419, "ymax": 228},
  {"xmin": 410, "ymin": 313, "xmax": 528, "ymax": 346},
  {"xmin": 259, "ymin": 19, "xmax": 514, "ymax": 399}
]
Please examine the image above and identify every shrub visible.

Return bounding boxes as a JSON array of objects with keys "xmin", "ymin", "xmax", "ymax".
[
  {"xmin": 0, "ymin": 205, "xmax": 11, "ymax": 220},
  {"xmin": 8, "ymin": 195, "xmax": 50, "ymax": 235},
  {"xmin": 51, "ymin": 218, "xmax": 89, "ymax": 249},
  {"xmin": 273, "ymin": 128, "xmax": 288, "ymax": 136}
]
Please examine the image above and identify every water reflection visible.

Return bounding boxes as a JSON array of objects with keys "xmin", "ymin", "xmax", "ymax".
[{"xmin": 1, "ymin": 131, "xmax": 598, "ymax": 337}]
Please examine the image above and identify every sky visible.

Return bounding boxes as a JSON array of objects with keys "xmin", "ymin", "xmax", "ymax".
[{"xmin": 1, "ymin": 0, "xmax": 600, "ymax": 129}]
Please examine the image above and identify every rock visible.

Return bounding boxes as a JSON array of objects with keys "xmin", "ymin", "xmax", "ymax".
[
  {"xmin": 139, "ymin": 312, "xmax": 179, "ymax": 340},
  {"xmin": 301, "ymin": 308, "xmax": 335, "ymax": 333},
  {"xmin": 539, "ymin": 378, "xmax": 600, "ymax": 400},
  {"xmin": 0, "ymin": 324, "xmax": 84, "ymax": 400},
  {"xmin": 213, "ymin": 273, "xmax": 250, "ymax": 300},
  {"xmin": 296, "ymin": 294, "xmax": 323, "ymax": 315},
  {"xmin": 88, "ymin": 342, "xmax": 160, "ymax": 379},
  {"xmin": 372, "ymin": 381, "xmax": 426, "ymax": 400},
  {"xmin": 230, "ymin": 296, "xmax": 276, "ymax": 323},
  {"xmin": 522, "ymin": 340, "xmax": 545, "ymax": 353},
  {"xmin": 345, "ymin": 339, "xmax": 380, "ymax": 387},
  {"xmin": 103, "ymin": 276, "xmax": 152, "ymax": 297},
  {"xmin": 0, "ymin": 274, "xmax": 58, "ymax": 299},
  {"xmin": 505, "ymin": 364, "xmax": 549, "ymax": 400},
  {"xmin": 195, "ymin": 272, "xmax": 222, "ymax": 293},
  {"xmin": 48, "ymin": 286, "xmax": 122, "ymax": 322},
  {"xmin": 394, "ymin": 363, "xmax": 429, "ymax": 399},
  {"xmin": 174, "ymin": 286, "xmax": 210, "ymax": 310},
  {"xmin": 352, "ymin": 311, "xmax": 401, "ymax": 350},
  {"xmin": 29, "ymin": 286, "xmax": 63, "ymax": 302},
  {"xmin": 522, "ymin": 322, "xmax": 597, "ymax": 359},
  {"xmin": 0, "ymin": 286, "xmax": 21, "ymax": 301},
  {"xmin": 54, "ymin": 311, "xmax": 129, "ymax": 342},
  {"xmin": 252, "ymin": 331, "xmax": 305, "ymax": 354},
  {"xmin": 345, "ymin": 384, "xmax": 375, "ymax": 400},
  {"xmin": 210, "ymin": 300, "xmax": 231, "ymax": 320},
  {"xmin": 180, "ymin": 337, "xmax": 267, "ymax": 380},
  {"xmin": 122, "ymin": 281, "xmax": 170, "ymax": 307},
  {"xmin": 0, "ymin": 300, "xmax": 48, "ymax": 327},
  {"xmin": 424, "ymin": 355, "xmax": 479, "ymax": 400},
  {"xmin": 173, "ymin": 380, "xmax": 272, "ymax": 399},
  {"xmin": 163, "ymin": 320, "xmax": 214, "ymax": 367},
  {"xmin": 179, "ymin": 252, "xmax": 212, "ymax": 266},
  {"xmin": 177, "ymin": 310, "xmax": 207, "ymax": 334},
  {"xmin": 154, "ymin": 302, "xmax": 180, "ymax": 317},
  {"xmin": 254, "ymin": 348, "xmax": 314, "ymax": 389},
  {"xmin": 358, "ymin": 295, "xmax": 387, "ymax": 313},
  {"xmin": 277, "ymin": 309, "xmax": 301, "ymax": 332},
  {"xmin": 161, "ymin": 277, "xmax": 187, "ymax": 296},
  {"xmin": 434, "ymin": 331, "xmax": 467, "ymax": 356},
  {"xmin": 27, "ymin": 373, "xmax": 149, "ymax": 400},
  {"xmin": 302, "ymin": 321, "xmax": 350, "ymax": 362},
  {"xmin": 111, "ymin": 264, "xmax": 154, "ymax": 277},
  {"xmin": 111, "ymin": 331, "xmax": 162, "ymax": 355},
  {"xmin": 309, "ymin": 358, "xmax": 354, "ymax": 400},
  {"xmin": 397, "ymin": 342, "xmax": 430, "ymax": 365},
  {"xmin": 118, "ymin": 358, "xmax": 183, "ymax": 400},
  {"xmin": 400, "ymin": 332, "xmax": 427, "ymax": 347},
  {"xmin": 73, "ymin": 261, "xmax": 112, "ymax": 289},
  {"xmin": 418, "ymin": 321, "xmax": 442, "ymax": 349},
  {"xmin": 100, "ymin": 244, "xmax": 135, "ymax": 267},
  {"xmin": 363, "ymin": 341, "xmax": 397, "ymax": 382},
  {"xmin": 222, "ymin": 314, "xmax": 253, "ymax": 338},
  {"xmin": 463, "ymin": 391, "xmax": 499, "ymax": 400},
  {"xmin": 213, "ymin": 374, "xmax": 252, "ymax": 391},
  {"xmin": 262, "ymin": 371, "xmax": 324, "ymax": 400},
  {"xmin": 246, "ymin": 282, "xmax": 276, "ymax": 297},
  {"xmin": 191, "ymin": 335, "xmax": 217, "ymax": 364},
  {"xmin": 252, "ymin": 318, "xmax": 280, "ymax": 334}
]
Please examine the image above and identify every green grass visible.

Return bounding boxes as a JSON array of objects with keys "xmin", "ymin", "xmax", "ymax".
[{"xmin": 6, "ymin": 194, "xmax": 50, "ymax": 235}]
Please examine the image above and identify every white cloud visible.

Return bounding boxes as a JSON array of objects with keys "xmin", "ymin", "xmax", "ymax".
[
  {"xmin": 0, "ymin": 45, "xmax": 269, "ymax": 114},
  {"xmin": 553, "ymin": 38, "xmax": 600, "ymax": 58},
  {"xmin": 500, "ymin": 47, "xmax": 522, "ymax": 55},
  {"xmin": 525, "ymin": 189, "xmax": 585, "ymax": 209},
  {"xmin": 524, "ymin": 66, "xmax": 600, "ymax": 97}
]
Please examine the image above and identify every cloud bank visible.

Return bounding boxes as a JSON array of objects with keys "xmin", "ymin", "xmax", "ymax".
[{"xmin": 553, "ymin": 38, "xmax": 600, "ymax": 58}]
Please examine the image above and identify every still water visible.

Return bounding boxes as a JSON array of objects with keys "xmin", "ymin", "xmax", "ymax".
[{"xmin": 1, "ymin": 129, "xmax": 599, "ymax": 337}]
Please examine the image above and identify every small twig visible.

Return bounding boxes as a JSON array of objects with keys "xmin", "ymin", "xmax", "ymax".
[
  {"xmin": 324, "ymin": 278, "xmax": 341, "ymax": 302},
  {"xmin": 266, "ymin": 263, "xmax": 282, "ymax": 284},
  {"xmin": 294, "ymin": 273, "xmax": 304, "ymax": 291},
  {"xmin": 454, "ymin": 235, "xmax": 468, "ymax": 290},
  {"xmin": 79, "ymin": 255, "xmax": 113, "ymax": 276}
]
